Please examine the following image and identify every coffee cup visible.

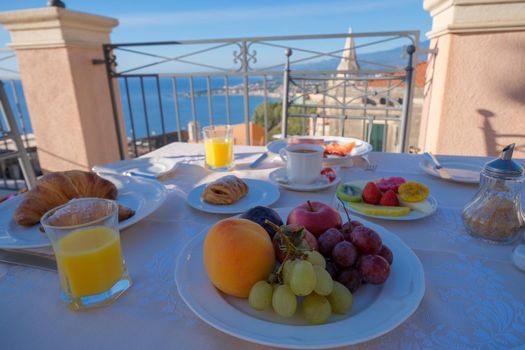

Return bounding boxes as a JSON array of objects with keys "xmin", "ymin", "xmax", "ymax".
[{"xmin": 279, "ymin": 144, "xmax": 324, "ymax": 184}]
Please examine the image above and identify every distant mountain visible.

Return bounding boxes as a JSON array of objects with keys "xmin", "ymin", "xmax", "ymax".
[{"xmin": 292, "ymin": 40, "xmax": 429, "ymax": 72}]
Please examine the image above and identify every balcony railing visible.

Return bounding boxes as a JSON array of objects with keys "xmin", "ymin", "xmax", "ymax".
[
  {"xmin": 0, "ymin": 49, "xmax": 39, "ymax": 193},
  {"xmin": 97, "ymin": 31, "xmax": 421, "ymax": 158}
]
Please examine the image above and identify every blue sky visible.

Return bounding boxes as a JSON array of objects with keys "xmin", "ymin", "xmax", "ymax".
[{"xmin": 0, "ymin": 1, "xmax": 432, "ymax": 73}]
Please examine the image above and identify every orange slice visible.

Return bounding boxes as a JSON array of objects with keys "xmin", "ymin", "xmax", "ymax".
[{"xmin": 398, "ymin": 182, "xmax": 429, "ymax": 202}]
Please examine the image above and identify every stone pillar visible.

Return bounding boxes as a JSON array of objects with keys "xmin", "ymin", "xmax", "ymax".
[
  {"xmin": 420, "ymin": 0, "xmax": 525, "ymax": 157},
  {"xmin": 0, "ymin": 7, "xmax": 128, "ymax": 173}
]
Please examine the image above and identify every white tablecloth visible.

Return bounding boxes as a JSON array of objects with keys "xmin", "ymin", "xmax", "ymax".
[{"xmin": 1, "ymin": 143, "xmax": 525, "ymax": 350}]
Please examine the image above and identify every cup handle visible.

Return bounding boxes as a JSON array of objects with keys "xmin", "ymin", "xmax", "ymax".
[{"xmin": 279, "ymin": 148, "xmax": 288, "ymax": 163}]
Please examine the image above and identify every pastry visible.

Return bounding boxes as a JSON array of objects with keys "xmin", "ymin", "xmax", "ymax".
[
  {"xmin": 14, "ymin": 170, "xmax": 124, "ymax": 226},
  {"xmin": 202, "ymin": 175, "xmax": 248, "ymax": 205}
]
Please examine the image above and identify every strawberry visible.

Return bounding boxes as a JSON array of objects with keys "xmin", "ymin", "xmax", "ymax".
[
  {"xmin": 362, "ymin": 182, "xmax": 382, "ymax": 205},
  {"xmin": 379, "ymin": 189, "xmax": 400, "ymax": 206}
]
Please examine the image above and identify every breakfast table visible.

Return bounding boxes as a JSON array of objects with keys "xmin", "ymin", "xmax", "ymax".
[{"xmin": 1, "ymin": 142, "xmax": 525, "ymax": 350}]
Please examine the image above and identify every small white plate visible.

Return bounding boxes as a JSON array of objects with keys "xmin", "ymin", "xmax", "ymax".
[
  {"xmin": 419, "ymin": 159, "xmax": 481, "ymax": 184},
  {"xmin": 186, "ymin": 179, "xmax": 280, "ymax": 214},
  {"xmin": 268, "ymin": 168, "xmax": 341, "ymax": 192},
  {"xmin": 92, "ymin": 157, "xmax": 179, "ymax": 178},
  {"xmin": 267, "ymin": 136, "xmax": 373, "ymax": 167},
  {"xmin": 175, "ymin": 207, "xmax": 425, "ymax": 349},
  {"xmin": 0, "ymin": 174, "xmax": 168, "ymax": 249},
  {"xmin": 337, "ymin": 195, "xmax": 438, "ymax": 221}
]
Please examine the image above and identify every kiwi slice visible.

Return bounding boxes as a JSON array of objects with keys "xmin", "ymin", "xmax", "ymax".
[{"xmin": 336, "ymin": 183, "xmax": 363, "ymax": 202}]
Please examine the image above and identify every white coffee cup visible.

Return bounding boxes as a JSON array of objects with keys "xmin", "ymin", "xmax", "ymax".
[{"xmin": 279, "ymin": 144, "xmax": 324, "ymax": 184}]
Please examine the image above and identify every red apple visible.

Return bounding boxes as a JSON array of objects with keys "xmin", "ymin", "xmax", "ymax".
[
  {"xmin": 272, "ymin": 224, "xmax": 318, "ymax": 262},
  {"xmin": 287, "ymin": 201, "xmax": 342, "ymax": 237}
]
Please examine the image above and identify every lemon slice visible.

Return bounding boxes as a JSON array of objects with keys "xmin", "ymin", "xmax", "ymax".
[
  {"xmin": 398, "ymin": 182, "xmax": 429, "ymax": 202},
  {"xmin": 349, "ymin": 202, "xmax": 410, "ymax": 216}
]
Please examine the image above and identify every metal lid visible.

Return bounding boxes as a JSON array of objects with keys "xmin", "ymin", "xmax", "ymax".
[{"xmin": 484, "ymin": 143, "xmax": 523, "ymax": 178}]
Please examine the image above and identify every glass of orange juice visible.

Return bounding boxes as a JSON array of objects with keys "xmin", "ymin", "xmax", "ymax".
[
  {"xmin": 41, "ymin": 198, "xmax": 131, "ymax": 311},
  {"xmin": 203, "ymin": 125, "xmax": 234, "ymax": 171}
]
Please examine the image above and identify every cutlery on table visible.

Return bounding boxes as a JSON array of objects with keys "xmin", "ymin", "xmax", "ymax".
[
  {"xmin": 423, "ymin": 152, "xmax": 452, "ymax": 179},
  {"xmin": 0, "ymin": 249, "xmax": 57, "ymax": 272},
  {"xmin": 249, "ymin": 152, "xmax": 268, "ymax": 169}
]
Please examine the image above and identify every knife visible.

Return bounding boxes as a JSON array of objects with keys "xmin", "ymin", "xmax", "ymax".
[
  {"xmin": 0, "ymin": 249, "xmax": 57, "ymax": 272},
  {"xmin": 423, "ymin": 152, "xmax": 451, "ymax": 179},
  {"xmin": 249, "ymin": 152, "xmax": 268, "ymax": 169}
]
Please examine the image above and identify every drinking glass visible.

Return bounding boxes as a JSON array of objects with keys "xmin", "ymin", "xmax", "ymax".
[
  {"xmin": 41, "ymin": 198, "xmax": 132, "ymax": 311},
  {"xmin": 203, "ymin": 125, "xmax": 234, "ymax": 171}
]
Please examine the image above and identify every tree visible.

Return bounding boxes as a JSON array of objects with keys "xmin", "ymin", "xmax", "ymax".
[{"xmin": 252, "ymin": 102, "xmax": 316, "ymax": 139}]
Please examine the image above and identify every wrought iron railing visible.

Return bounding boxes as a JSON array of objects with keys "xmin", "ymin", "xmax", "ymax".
[
  {"xmin": 97, "ymin": 31, "xmax": 421, "ymax": 158},
  {"xmin": 0, "ymin": 49, "xmax": 39, "ymax": 192}
]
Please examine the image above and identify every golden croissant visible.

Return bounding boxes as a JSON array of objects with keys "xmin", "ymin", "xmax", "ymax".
[
  {"xmin": 14, "ymin": 170, "xmax": 126, "ymax": 226},
  {"xmin": 202, "ymin": 175, "xmax": 249, "ymax": 205}
]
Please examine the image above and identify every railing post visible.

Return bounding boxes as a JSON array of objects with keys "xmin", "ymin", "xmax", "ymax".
[
  {"xmin": 399, "ymin": 44, "xmax": 415, "ymax": 153},
  {"xmin": 102, "ymin": 44, "xmax": 125, "ymax": 160},
  {"xmin": 281, "ymin": 48, "xmax": 292, "ymax": 139},
  {"xmin": 241, "ymin": 41, "xmax": 251, "ymax": 145}
]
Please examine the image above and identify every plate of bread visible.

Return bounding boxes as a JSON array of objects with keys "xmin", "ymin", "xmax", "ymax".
[
  {"xmin": 0, "ymin": 170, "xmax": 167, "ymax": 249},
  {"xmin": 187, "ymin": 175, "xmax": 280, "ymax": 214}
]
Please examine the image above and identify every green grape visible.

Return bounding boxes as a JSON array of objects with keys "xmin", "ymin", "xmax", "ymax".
[
  {"xmin": 290, "ymin": 260, "xmax": 316, "ymax": 296},
  {"xmin": 305, "ymin": 250, "xmax": 326, "ymax": 269},
  {"xmin": 313, "ymin": 265, "xmax": 333, "ymax": 296},
  {"xmin": 302, "ymin": 293, "xmax": 332, "ymax": 324},
  {"xmin": 272, "ymin": 284, "xmax": 297, "ymax": 318},
  {"xmin": 327, "ymin": 281, "xmax": 353, "ymax": 314},
  {"xmin": 248, "ymin": 280, "xmax": 273, "ymax": 311},
  {"xmin": 282, "ymin": 259, "xmax": 297, "ymax": 285}
]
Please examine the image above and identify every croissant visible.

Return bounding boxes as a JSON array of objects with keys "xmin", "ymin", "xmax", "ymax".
[
  {"xmin": 202, "ymin": 175, "xmax": 249, "ymax": 205},
  {"xmin": 14, "ymin": 170, "xmax": 119, "ymax": 226}
]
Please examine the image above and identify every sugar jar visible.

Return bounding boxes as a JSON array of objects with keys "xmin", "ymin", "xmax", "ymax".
[{"xmin": 462, "ymin": 144, "xmax": 525, "ymax": 244}]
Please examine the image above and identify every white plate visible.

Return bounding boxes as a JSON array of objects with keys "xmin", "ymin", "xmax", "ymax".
[
  {"xmin": 175, "ymin": 207, "xmax": 425, "ymax": 349},
  {"xmin": 92, "ymin": 157, "xmax": 179, "ymax": 178},
  {"xmin": 267, "ymin": 136, "xmax": 373, "ymax": 167},
  {"xmin": 0, "ymin": 174, "xmax": 168, "ymax": 249},
  {"xmin": 269, "ymin": 168, "xmax": 341, "ymax": 192},
  {"xmin": 186, "ymin": 179, "xmax": 280, "ymax": 214},
  {"xmin": 337, "ymin": 195, "xmax": 438, "ymax": 221},
  {"xmin": 419, "ymin": 159, "xmax": 481, "ymax": 184}
]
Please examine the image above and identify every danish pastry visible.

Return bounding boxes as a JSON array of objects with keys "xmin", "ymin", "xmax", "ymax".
[{"xmin": 202, "ymin": 175, "xmax": 248, "ymax": 205}]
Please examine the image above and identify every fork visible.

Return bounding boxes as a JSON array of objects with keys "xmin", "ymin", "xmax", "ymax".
[
  {"xmin": 365, "ymin": 163, "xmax": 377, "ymax": 171},
  {"xmin": 361, "ymin": 156, "xmax": 377, "ymax": 171}
]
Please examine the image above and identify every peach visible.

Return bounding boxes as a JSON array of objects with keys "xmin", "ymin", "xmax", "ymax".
[{"xmin": 203, "ymin": 218, "xmax": 275, "ymax": 298}]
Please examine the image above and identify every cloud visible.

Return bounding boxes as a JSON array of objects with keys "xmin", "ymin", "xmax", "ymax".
[{"xmin": 117, "ymin": 1, "xmax": 411, "ymax": 27}]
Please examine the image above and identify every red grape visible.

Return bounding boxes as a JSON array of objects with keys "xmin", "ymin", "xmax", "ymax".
[
  {"xmin": 332, "ymin": 241, "xmax": 358, "ymax": 268},
  {"xmin": 318, "ymin": 228, "xmax": 344, "ymax": 256},
  {"xmin": 336, "ymin": 268, "xmax": 362, "ymax": 293},
  {"xmin": 378, "ymin": 245, "xmax": 393, "ymax": 265},
  {"xmin": 350, "ymin": 226, "xmax": 382, "ymax": 255},
  {"xmin": 325, "ymin": 260, "xmax": 338, "ymax": 279},
  {"xmin": 357, "ymin": 255, "xmax": 390, "ymax": 284}
]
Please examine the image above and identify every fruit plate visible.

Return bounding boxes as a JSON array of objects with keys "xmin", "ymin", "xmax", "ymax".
[
  {"xmin": 186, "ymin": 179, "xmax": 280, "ymax": 214},
  {"xmin": 335, "ymin": 195, "xmax": 438, "ymax": 221},
  {"xmin": 266, "ymin": 136, "xmax": 373, "ymax": 167},
  {"xmin": 175, "ymin": 207, "xmax": 425, "ymax": 349}
]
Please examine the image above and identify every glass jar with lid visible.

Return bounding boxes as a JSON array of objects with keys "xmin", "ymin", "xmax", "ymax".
[{"xmin": 462, "ymin": 144, "xmax": 525, "ymax": 244}]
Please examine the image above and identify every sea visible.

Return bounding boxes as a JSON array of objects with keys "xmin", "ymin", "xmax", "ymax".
[{"xmin": 2, "ymin": 77, "xmax": 277, "ymax": 140}]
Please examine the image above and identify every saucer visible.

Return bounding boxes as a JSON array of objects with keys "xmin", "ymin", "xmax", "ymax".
[{"xmin": 268, "ymin": 168, "xmax": 341, "ymax": 192}]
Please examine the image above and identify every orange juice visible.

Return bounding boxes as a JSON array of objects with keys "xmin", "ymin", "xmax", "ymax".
[
  {"xmin": 205, "ymin": 137, "xmax": 233, "ymax": 168},
  {"xmin": 56, "ymin": 226, "xmax": 124, "ymax": 297}
]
